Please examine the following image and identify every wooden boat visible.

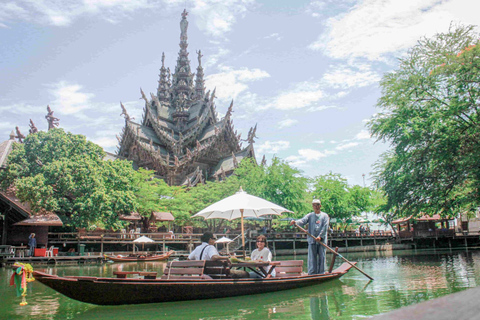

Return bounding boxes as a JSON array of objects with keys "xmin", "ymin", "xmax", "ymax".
[
  {"xmin": 33, "ymin": 261, "xmax": 356, "ymax": 305},
  {"xmin": 104, "ymin": 250, "xmax": 174, "ymax": 262}
]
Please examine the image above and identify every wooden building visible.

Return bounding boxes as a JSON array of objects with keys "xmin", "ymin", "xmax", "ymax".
[
  {"xmin": 392, "ymin": 214, "xmax": 455, "ymax": 238},
  {"xmin": 116, "ymin": 10, "xmax": 257, "ymax": 186}
]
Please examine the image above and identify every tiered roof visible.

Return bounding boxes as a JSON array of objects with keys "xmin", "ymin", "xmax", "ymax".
[{"xmin": 117, "ymin": 10, "xmax": 256, "ymax": 186}]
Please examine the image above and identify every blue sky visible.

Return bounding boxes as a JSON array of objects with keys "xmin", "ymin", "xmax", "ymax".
[{"xmin": 1, "ymin": 0, "xmax": 478, "ymax": 187}]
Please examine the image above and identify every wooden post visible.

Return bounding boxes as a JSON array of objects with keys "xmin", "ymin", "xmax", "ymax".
[
  {"xmin": 273, "ymin": 238, "xmax": 276, "ymax": 256},
  {"xmin": 293, "ymin": 237, "xmax": 296, "ymax": 255},
  {"xmin": 101, "ymin": 237, "xmax": 104, "ymax": 254},
  {"xmin": 1, "ymin": 210, "xmax": 7, "ymax": 245},
  {"xmin": 328, "ymin": 247, "xmax": 339, "ymax": 273}
]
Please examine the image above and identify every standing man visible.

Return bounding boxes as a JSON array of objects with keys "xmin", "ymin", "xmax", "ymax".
[
  {"xmin": 28, "ymin": 233, "xmax": 36, "ymax": 257},
  {"xmin": 290, "ymin": 199, "xmax": 330, "ymax": 274}
]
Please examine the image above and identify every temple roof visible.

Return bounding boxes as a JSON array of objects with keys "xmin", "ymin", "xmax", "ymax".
[
  {"xmin": 116, "ymin": 10, "xmax": 256, "ymax": 186},
  {"xmin": 0, "ymin": 132, "xmax": 16, "ymax": 169}
]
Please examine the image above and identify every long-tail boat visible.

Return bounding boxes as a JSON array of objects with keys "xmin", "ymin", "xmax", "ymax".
[
  {"xmin": 33, "ymin": 260, "xmax": 356, "ymax": 305},
  {"xmin": 104, "ymin": 250, "xmax": 174, "ymax": 262}
]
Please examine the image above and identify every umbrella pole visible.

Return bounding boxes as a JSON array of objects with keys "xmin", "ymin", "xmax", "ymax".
[
  {"xmin": 295, "ymin": 224, "xmax": 374, "ymax": 281},
  {"xmin": 241, "ymin": 209, "xmax": 246, "ymax": 258}
]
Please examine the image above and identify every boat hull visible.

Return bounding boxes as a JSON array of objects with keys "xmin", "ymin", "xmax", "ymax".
[{"xmin": 34, "ymin": 262, "xmax": 355, "ymax": 305}]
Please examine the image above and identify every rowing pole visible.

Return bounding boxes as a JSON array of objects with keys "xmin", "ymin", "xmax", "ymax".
[{"xmin": 294, "ymin": 223, "xmax": 374, "ymax": 280}]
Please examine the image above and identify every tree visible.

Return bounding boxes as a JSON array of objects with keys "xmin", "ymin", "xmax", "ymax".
[
  {"xmin": 0, "ymin": 128, "xmax": 137, "ymax": 229},
  {"xmin": 311, "ymin": 172, "xmax": 356, "ymax": 221},
  {"xmin": 368, "ymin": 24, "xmax": 480, "ymax": 218},
  {"xmin": 185, "ymin": 157, "xmax": 309, "ymax": 231}
]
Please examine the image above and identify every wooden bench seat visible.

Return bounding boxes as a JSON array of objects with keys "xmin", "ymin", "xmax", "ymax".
[
  {"xmin": 204, "ymin": 260, "xmax": 230, "ymax": 278},
  {"xmin": 275, "ymin": 260, "xmax": 304, "ymax": 277},
  {"xmin": 113, "ymin": 271, "xmax": 158, "ymax": 279},
  {"xmin": 162, "ymin": 260, "xmax": 207, "ymax": 280}
]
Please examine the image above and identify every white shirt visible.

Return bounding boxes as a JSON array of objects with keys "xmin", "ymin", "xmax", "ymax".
[
  {"xmin": 251, "ymin": 247, "xmax": 276, "ymax": 277},
  {"xmin": 188, "ymin": 242, "xmax": 219, "ymax": 260}
]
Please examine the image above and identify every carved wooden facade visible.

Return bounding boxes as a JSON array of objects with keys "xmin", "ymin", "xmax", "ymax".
[{"xmin": 117, "ymin": 10, "xmax": 256, "ymax": 186}]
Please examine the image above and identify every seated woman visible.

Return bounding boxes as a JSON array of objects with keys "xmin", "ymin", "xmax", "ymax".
[{"xmin": 250, "ymin": 235, "xmax": 276, "ymax": 278}]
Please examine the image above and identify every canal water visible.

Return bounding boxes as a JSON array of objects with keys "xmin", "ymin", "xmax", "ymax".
[{"xmin": 2, "ymin": 248, "xmax": 480, "ymax": 320}]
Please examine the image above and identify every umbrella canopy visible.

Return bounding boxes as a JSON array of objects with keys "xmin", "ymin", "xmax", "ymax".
[
  {"xmin": 193, "ymin": 188, "xmax": 292, "ymax": 220},
  {"xmin": 133, "ymin": 235, "xmax": 154, "ymax": 253},
  {"xmin": 193, "ymin": 187, "xmax": 293, "ymax": 256},
  {"xmin": 133, "ymin": 236, "xmax": 154, "ymax": 243},
  {"xmin": 215, "ymin": 236, "xmax": 233, "ymax": 244},
  {"xmin": 215, "ymin": 236, "xmax": 233, "ymax": 254}
]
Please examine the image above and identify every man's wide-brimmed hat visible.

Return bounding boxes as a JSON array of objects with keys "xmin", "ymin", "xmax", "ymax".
[{"xmin": 312, "ymin": 199, "xmax": 321, "ymax": 204}]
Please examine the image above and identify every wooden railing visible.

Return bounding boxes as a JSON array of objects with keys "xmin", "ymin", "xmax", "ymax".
[{"xmin": 48, "ymin": 230, "xmax": 395, "ymax": 243}]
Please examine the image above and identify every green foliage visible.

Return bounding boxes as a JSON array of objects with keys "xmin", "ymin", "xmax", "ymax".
[
  {"xmin": 311, "ymin": 172, "xmax": 379, "ymax": 222},
  {"xmin": 185, "ymin": 157, "xmax": 309, "ymax": 231},
  {"xmin": 0, "ymin": 128, "xmax": 137, "ymax": 229},
  {"xmin": 368, "ymin": 24, "xmax": 480, "ymax": 218}
]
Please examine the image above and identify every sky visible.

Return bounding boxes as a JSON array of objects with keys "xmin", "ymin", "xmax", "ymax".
[{"xmin": 1, "ymin": 0, "xmax": 479, "ymax": 187}]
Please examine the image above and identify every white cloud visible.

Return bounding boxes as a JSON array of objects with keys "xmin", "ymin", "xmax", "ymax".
[
  {"xmin": 205, "ymin": 67, "xmax": 270, "ymax": 101},
  {"xmin": 205, "ymin": 48, "xmax": 230, "ymax": 68},
  {"xmin": 192, "ymin": 0, "xmax": 254, "ymax": 37},
  {"xmin": 286, "ymin": 148, "xmax": 337, "ymax": 167},
  {"xmin": 306, "ymin": 105, "xmax": 339, "ymax": 112},
  {"xmin": 0, "ymin": 103, "xmax": 45, "ymax": 115},
  {"xmin": 278, "ymin": 119, "xmax": 298, "ymax": 129},
  {"xmin": 92, "ymin": 136, "xmax": 118, "ymax": 149},
  {"xmin": 355, "ymin": 129, "xmax": 371, "ymax": 140},
  {"xmin": 272, "ymin": 90, "xmax": 324, "ymax": 110},
  {"xmin": 336, "ymin": 142, "xmax": 359, "ymax": 150},
  {"xmin": 323, "ymin": 64, "xmax": 381, "ymax": 89},
  {"xmin": 0, "ymin": 0, "xmax": 156, "ymax": 27},
  {"xmin": 310, "ymin": 0, "xmax": 479, "ymax": 61},
  {"xmin": 49, "ymin": 81, "xmax": 94, "ymax": 114},
  {"xmin": 264, "ymin": 33, "xmax": 282, "ymax": 41},
  {"xmin": 256, "ymin": 140, "xmax": 290, "ymax": 154}
]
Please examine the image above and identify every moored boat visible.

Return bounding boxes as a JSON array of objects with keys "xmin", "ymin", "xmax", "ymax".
[
  {"xmin": 104, "ymin": 250, "xmax": 174, "ymax": 262},
  {"xmin": 33, "ymin": 261, "xmax": 356, "ymax": 305}
]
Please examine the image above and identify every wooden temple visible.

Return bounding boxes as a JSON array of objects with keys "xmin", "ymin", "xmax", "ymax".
[{"xmin": 116, "ymin": 10, "xmax": 257, "ymax": 186}]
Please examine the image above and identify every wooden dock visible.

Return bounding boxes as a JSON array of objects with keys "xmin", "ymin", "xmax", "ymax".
[{"xmin": 2, "ymin": 255, "xmax": 105, "ymax": 266}]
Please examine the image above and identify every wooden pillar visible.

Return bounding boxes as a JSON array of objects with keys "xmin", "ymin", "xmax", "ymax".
[
  {"xmin": 163, "ymin": 239, "xmax": 166, "ymax": 253},
  {"xmin": 328, "ymin": 247, "xmax": 339, "ymax": 273},
  {"xmin": 101, "ymin": 237, "xmax": 104, "ymax": 254},
  {"xmin": 1, "ymin": 210, "xmax": 7, "ymax": 245},
  {"xmin": 273, "ymin": 238, "xmax": 276, "ymax": 256},
  {"xmin": 293, "ymin": 237, "xmax": 296, "ymax": 255}
]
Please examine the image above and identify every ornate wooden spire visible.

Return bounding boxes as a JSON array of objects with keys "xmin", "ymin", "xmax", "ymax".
[
  {"xmin": 195, "ymin": 50, "xmax": 205, "ymax": 99},
  {"xmin": 15, "ymin": 126, "xmax": 25, "ymax": 143},
  {"xmin": 45, "ymin": 105, "xmax": 59, "ymax": 130},
  {"xmin": 157, "ymin": 52, "xmax": 170, "ymax": 101},
  {"xmin": 29, "ymin": 119, "xmax": 38, "ymax": 134}
]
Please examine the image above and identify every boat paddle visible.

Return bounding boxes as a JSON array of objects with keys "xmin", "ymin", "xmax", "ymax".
[{"xmin": 294, "ymin": 223, "xmax": 374, "ymax": 280}]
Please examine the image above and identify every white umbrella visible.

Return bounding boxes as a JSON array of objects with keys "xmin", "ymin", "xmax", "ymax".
[
  {"xmin": 193, "ymin": 187, "xmax": 293, "ymax": 256},
  {"xmin": 133, "ymin": 235, "xmax": 154, "ymax": 252},
  {"xmin": 215, "ymin": 236, "xmax": 233, "ymax": 254}
]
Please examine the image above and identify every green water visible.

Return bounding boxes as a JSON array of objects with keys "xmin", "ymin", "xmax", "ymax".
[{"xmin": 2, "ymin": 248, "xmax": 480, "ymax": 319}]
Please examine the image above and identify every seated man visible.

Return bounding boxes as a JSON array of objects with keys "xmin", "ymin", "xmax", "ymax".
[
  {"xmin": 188, "ymin": 231, "xmax": 228, "ymax": 261},
  {"xmin": 188, "ymin": 231, "xmax": 248, "ymax": 278}
]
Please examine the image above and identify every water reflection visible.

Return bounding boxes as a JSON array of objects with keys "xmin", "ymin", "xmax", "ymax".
[{"xmin": 3, "ymin": 249, "xmax": 480, "ymax": 319}]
